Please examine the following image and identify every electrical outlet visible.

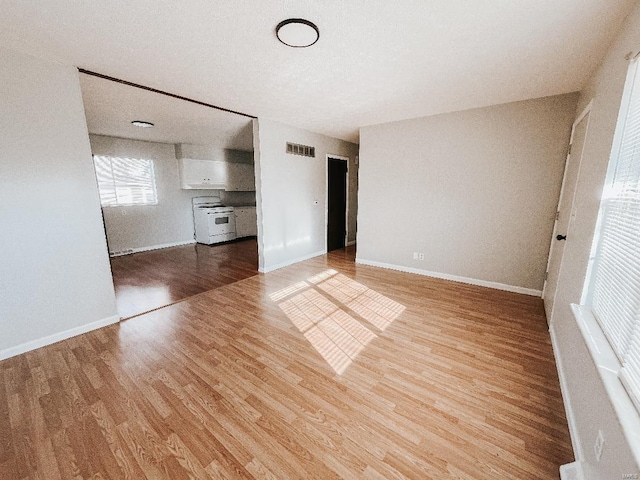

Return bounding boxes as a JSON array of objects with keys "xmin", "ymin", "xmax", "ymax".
[
  {"xmin": 594, "ymin": 430, "xmax": 605, "ymax": 462},
  {"xmin": 418, "ymin": 253, "xmax": 425, "ymax": 260},
  {"xmin": 413, "ymin": 252, "xmax": 419, "ymax": 260}
]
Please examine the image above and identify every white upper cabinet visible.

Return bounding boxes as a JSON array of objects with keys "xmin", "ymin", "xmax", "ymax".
[
  {"xmin": 176, "ymin": 145, "xmax": 255, "ymax": 191},
  {"xmin": 178, "ymin": 158, "xmax": 227, "ymax": 189}
]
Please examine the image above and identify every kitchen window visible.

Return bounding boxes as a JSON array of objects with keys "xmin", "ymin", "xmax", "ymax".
[
  {"xmin": 584, "ymin": 56, "xmax": 640, "ymax": 413},
  {"xmin": 93, "ymin": 155, "xmax": 158, "ymax": 207}
]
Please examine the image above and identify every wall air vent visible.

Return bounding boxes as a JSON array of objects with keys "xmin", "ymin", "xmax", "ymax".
[{"xmin": 286, "ymin": 142, "xmax": 315, "ymax": 158}]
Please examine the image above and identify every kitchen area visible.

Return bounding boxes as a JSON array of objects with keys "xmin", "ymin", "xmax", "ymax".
[
  {"xmin": 80, "ymin": 71, "xmax": 260, "ymax": 319},
  {"xmin": 178, "ymin": 144, "xmax": 258, "ymax": 245}
]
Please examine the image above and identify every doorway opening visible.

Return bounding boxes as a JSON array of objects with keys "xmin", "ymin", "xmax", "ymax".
[
  {"xmin": 327, "ymin": 156, "xmax": 349, "ymax": 252},
  {"xmin": 80, "ymin": 71, "xmax": 259, "ymax": 320}
]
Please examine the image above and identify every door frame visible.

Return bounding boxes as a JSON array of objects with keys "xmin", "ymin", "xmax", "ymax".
[
  {"xmin": 325, "ymin": 154, "xmax": 350, "ymax": 252},
  {"xmin": 542, "ymin": 100, "xmax": 592, "ymax": 315}
]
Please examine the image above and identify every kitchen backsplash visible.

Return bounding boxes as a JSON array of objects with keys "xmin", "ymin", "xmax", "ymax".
[{"xmin": 219, "ymin": 190, "xmax": 256, "ymax": 207}]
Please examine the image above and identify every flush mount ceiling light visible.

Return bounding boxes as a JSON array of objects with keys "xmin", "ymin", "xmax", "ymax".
[
  {"xmin": 276, "ymin": 19, "xmax": 319, "ymax": 48},
  {"xmin": 131, "ymin": 120, "xmax": 154, "ymax": 128}
]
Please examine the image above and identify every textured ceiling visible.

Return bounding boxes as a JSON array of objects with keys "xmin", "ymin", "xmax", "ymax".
[
  {"xmin": 0, "ymin": 1, "xmax": 635, "ymax": 143},
  {"xmin": 79, "ymin": 74, "xmax": 254, "ymax": 150}
]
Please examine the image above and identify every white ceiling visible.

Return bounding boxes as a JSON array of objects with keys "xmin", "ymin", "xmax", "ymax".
[
  {"xmin": 0, "ymin": 1, "xmax": 635, "ymax": 144},
  {"xmin": 79, "ymin": 74, "xmax": 254, "ymax": 150}
]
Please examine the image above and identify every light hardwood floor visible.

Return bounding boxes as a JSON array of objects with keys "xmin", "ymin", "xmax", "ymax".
[
  {"xmin": 0, "ymin": 247, "xmax": 573, "ymax": 479},
  {"xmin": 109, "ymin": 239, "xmax": 258, "ymax": 319}
]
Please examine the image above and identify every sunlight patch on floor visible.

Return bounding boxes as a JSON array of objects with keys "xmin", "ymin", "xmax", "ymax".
[
  {"xmin": 316, "ymin": 273, "xmax": 405, "ymax": 331},
  {"xmin": 307, "ymin": 269, "xmax": 338, "ymax": 284},
  {"xmin": 270, "ymin": 269, "xmax": 405, "ymax": 375},
  {"xmin": 268, "ymin": 280, "xmax": 309, "ymax": 302}
]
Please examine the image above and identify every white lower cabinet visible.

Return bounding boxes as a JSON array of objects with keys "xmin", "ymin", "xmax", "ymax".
[{"xmin": 235, "ymin": 207, "xmax": 257, "ymax": 237}]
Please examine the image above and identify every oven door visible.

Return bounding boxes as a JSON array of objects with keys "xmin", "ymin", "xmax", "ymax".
[{"xmin": 207, "ymin": 211, "xmax": 236, "ymax": 236}]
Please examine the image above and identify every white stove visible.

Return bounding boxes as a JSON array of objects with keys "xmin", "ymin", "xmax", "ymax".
[{"xmin": 192, "ymin": 196, "xmax": 237, "ymax": 244}]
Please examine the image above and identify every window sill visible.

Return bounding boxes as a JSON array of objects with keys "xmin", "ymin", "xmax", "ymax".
[
  {"xmin": 571, "ymin": 304, "xmax": 640, "ymax": 468},
  {"xmin": 101, "ymin": 204, "xmax": 158, "ymax": 208}
]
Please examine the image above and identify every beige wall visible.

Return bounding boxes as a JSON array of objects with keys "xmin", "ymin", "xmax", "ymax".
[
  {"xmin": 253, "ymin": 119, "xmax": 359, "ymax": 272},
  {"xmin": 91, "ymin": 135, "xmax": 205, "ymax": 254},
  {"xmin": 550, "ymin": 3, "xmax": 640, "ymax": 477},
  {"xmin": 357, "ymin": 93, "xmax": 578, "ymax": 293},
  {"xmin": 0, "ymin": 48, "xmax": 117, "ymax": 357}
]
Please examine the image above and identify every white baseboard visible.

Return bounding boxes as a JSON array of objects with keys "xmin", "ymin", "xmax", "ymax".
[
  {"xmin": 549, "ymin": 323, "xmax": 584, "ymax": 465},
  {"xmin": 355, "ymin": 258, "xmax": 542, "ymax": 297},
  {"xmin": 559, "ymin": 461, "xmax": 584, "ymax": 480},
  {"xmin": 110, "ymin": 240, "xmax": 196, "ymax": 257},
  {"xmin": 346, "ymin": 240, "xmax": 356, "ymax": 246},
  {"xmin": 0, "ymin": 314, "xmax": 120, "ymax": 361},
  {"xmin": 259, "ymin": 250, "xmax": 326, "ymax": 273}
]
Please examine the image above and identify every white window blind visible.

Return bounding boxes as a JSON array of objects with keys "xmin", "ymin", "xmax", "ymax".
[
  {"xmin": 93, "ymin": 155, "xmax": 157, "ymax": 207},
  {"xmin": 588, "ymin": 57, "xmax": 640, "ymax": 411}
]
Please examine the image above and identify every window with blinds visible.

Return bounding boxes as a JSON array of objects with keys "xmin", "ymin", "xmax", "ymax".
[
  {"xmin": 586, "ymin": 57, "xmax": 640, "ymax": 412},
  {"xmin": 93, "ymin": 155, "xmax": 158, "ymax": 207}
]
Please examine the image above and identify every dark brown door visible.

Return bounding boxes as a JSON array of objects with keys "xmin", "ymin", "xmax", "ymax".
[{"xmin": 327, "ymin": 158, "xmax": 347, "ymax": 252}]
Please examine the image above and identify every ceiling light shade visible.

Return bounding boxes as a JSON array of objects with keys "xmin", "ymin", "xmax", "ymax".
[
  {"xmin": 131, "ymin": 120, "xmax": 154, "ymax": 128},
  {"xmin": 276, "ymin": 19, "xmax": 319, "ymax": 48}
]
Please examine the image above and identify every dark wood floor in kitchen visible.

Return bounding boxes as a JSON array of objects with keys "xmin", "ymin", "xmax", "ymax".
[
  {"xmin": 109, "ymin": 238, "xmax": 258, "ymax": 319},
  {"xmin": 0, "ymin": 246, "xmax": 574, "ymax": 479}
]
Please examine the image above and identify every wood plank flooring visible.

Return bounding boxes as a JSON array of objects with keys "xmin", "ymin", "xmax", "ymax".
[
  {"xmin": 0, "ymin": 247, "xmax": 574, "ymax": 479},
  {"xmin": 109, "ymin": 239, "xmax": 258, "ymax": 319}
]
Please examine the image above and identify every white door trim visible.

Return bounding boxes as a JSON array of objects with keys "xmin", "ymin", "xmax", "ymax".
[
  {"xmin": 325, "ymin": 154, "xmax": 350, "ymax": 252},
  {"xmin": 542, "ymin": 100, "xmax": 593, "ymax": 320}
]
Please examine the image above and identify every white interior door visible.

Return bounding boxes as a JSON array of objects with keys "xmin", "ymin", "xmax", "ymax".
[{"xmin": 542, "ymin": 103, "xmax": 591, "ymax": 322}]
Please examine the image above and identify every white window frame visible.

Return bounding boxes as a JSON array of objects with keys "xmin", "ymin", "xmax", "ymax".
[
  {"xmin": 575, "ymin": 56, "xmax": 640, "ymax": 465},
  {"xmin": 93, "ymin": 155, "xmax": 158, "ymax": 207}
]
